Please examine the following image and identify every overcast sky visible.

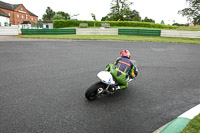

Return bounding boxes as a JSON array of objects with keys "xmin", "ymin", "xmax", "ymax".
[{"xmin": 4, "ymin": 0, "xmax": 189, "ymax": 24}]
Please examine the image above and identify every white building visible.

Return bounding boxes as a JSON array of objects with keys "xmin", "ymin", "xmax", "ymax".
[
  {"xmin": 43, "ymin": 20, "xmax": 54, "ymax": 29},
  {"xmin": 0, "ymin": 9, "xmax": 10, "ymax": 26}
]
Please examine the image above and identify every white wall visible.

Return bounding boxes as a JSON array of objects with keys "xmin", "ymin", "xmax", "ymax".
[
  {"xmin": 76, "ymin": 28, "xmax": 118, "ymax": 35},
  {"xmin": 22, "ymin": 24, "xmax": 31, "ymax": 29},
  {"xmin": 43, "ymin": 23, "xmax": 53, "ymax": 29},
  {"xmin": 161, "ymin": 30, "xmax": 200, "ymax": 38},
  {"xmin": 0, "ymin": 27, "xmax": 18, "ymax": 35},
  {"xmin": 0, "ymin": 16, "xmax": 10, "ymax": 27}
]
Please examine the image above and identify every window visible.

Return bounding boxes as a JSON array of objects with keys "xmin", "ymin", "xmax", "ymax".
[
  {"xmin": 17, "ymin": 14, "xmax": 19, "ymax": 18},
  {"xmin": 32, "ymin": 18, "xmax": 33, "ymax": 21},
  {"xmin": 22, "ymin": 15, "xmax": 24, "ymax": 19},
  {"xmin": 8, "ymin": 13, "xmax": 10, "ymax": 16},
  {"xmin": 21, "ymin": 8, "xmax": 23, "ymax": 11},
  {"xmin": 4, "ymin": 22, "xmax": 8, "ymax": 26}
]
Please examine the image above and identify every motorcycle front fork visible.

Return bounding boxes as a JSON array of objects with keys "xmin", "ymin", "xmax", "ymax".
[{"xmin": 97, "ymin": 85, "xmax": 110, "ymax": 94}]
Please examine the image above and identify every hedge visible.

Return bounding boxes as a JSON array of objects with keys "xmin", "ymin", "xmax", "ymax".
[{"xmin": 53, "ymin": 20, "xmax": 177, "ymax": 29}]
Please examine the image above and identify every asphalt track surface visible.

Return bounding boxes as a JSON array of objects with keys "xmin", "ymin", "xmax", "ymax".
[{"xmin": 0, "ymin": 38, "xmax": 200, "ymax": 133}]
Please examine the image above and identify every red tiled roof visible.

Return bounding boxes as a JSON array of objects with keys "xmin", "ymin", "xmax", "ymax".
[{"xmin": 0, "ymin": 1, "xmax": 37, "ymax": 16}]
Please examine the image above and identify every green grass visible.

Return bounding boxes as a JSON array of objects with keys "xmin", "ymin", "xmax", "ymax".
[
  {"xmin": 181, "ymin": 114, "xmax": 200, "ymax": 133},
  {"xmin": 16, "ymin": 35, "xmax": 200, "ymax": 44},
  {"xmin": 177, "ymin": 25, "xmax": 200, "ymax": 31}
]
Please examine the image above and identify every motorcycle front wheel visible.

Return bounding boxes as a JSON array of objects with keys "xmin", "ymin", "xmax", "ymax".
[{"xmin": 85, "ymin": 81, "xmax": 106, "ymax": 101}]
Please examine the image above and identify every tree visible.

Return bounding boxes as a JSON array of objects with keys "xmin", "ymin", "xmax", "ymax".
[
  {"xmin": 142, "ymin": 17, "xmax": 155, "ymax": 23},
  {"xmin": 42, "ymin": 7, "xmax": 55, "ymax": 20},
  {"xmin": 102, "ymin": 0, "xmax": 141, "ymax": 21},
  {"xmin": 161, "ymin": 20, "xmax": 165, "ymax": 24},
  {"xmin": 193, "ymin": 16, "xmax": 200, "ymax": 24},
  {"xmin": 131, "ymin": 10, "xmax": 141, "ymax": 21},
  {"xmin": 37, "ymin": 19, "xmax": 43, "ymax": 28},
  {"xmin": 101, "ymin": 16, "xmax": 108, "ymax": 21},
  {"xmin": 91, "ymin": 13, "xmax": 96, "ymax": 21},
  {"xmin": 57, "ymin": 11, "xmax": 70, "ymax": 20},
  {"xmin": 178, "ymin": 0, "xmax": 200, "ymax": 24},
  {"xmin": 52, "ymin": 14, "xmax": 65, "ymax": 20},
  {"xmin": 91, "ymin": 13, "xmax": 97, "ymax": 27}
]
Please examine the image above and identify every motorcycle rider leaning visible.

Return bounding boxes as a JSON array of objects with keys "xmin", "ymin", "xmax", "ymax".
[{"xmin": 105, "ymin": 50, "xmax": 138, "ymax": 90}]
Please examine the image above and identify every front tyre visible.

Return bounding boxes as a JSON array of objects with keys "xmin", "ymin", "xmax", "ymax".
[{"xmin": 85, "ymin": 81, "xmax": 106, "ymax": 101}]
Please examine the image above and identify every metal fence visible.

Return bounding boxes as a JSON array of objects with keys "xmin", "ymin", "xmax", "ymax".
[
  {"xmin": 21, "ymin": 29, "xmax": 76, "ymax": 35},
  {"xmin": 118, "ymin": 29, "xmax": 161, "ymax": 36},
  {"xmin": 20, "ymin": 29, "xmax": 199, "ymax": 38}
]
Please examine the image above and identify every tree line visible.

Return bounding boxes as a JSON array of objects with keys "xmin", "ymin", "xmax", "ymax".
[
  {"xmin": 42, "ymin": 7, "xmax": 70, "ymax": 20},
  {"xmin": 42, "ymin": 0, "xmax": 155, "ymax": 23},
  {"xmin": 42, "ymin": 0, "xmax": 199, "ymax": 24}
]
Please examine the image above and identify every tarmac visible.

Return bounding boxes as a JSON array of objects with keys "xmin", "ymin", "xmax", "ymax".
[{"xmin": 1, "ymin": 36, "xmax": 200, "ymax": 133}]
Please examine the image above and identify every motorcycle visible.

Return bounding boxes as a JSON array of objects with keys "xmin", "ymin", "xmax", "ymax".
[{"xmin": 85, "ymin": 60, "xmax": 138, "ymax": 101}]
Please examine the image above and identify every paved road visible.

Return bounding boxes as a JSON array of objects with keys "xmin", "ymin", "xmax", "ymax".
[{"xmin": 0, "ymin": 37, "xmax": 200, "ymax": 133}]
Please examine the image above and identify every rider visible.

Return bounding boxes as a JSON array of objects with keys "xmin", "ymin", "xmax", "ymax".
[{"xmin": 105, "ymin": 50, "xmax": 138, "ymax": 90}]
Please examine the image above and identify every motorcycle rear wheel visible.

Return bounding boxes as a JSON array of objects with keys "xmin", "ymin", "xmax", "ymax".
[{"xmin": 85, "ymin": 81, "xmax": 106, "ymax": 101}]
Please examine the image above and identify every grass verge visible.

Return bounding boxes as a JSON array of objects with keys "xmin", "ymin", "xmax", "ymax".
[
  {"xmin": 181, "ymin": 114, "xmax": 200, "ymax": 133},
  {"xmin": 16, "ymin": 35, "xmax": 200, "ymax": 44},
  {"xmin": 177, "ymin": 25, "xmax": 200, "ymax": 31}
]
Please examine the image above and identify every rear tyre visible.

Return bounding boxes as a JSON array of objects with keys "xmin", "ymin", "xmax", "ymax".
[{"xmin": 85, "ymin": 81, "xmax": 106, "ymax": 101}]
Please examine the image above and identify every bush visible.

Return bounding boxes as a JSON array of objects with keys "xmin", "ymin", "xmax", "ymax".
[
  {"xmin": 53, "ymin": 20, "xmax": 177, "ymax": 29},
  {"xmin": 173, "ymin": 23, "xmax": 189, "ymax": 26}
]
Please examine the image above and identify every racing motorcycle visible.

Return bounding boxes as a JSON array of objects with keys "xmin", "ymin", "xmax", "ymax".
[{"xmin": 85, "ymin": 60, "xmax": 138, "ymax": 101}]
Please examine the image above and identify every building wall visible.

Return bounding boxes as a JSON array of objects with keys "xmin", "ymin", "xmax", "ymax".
[
  {"xmin": 0, "ymin": 16, "xmax": 10, "ymax": 26},
  {"xmin": 0, "ymin": 4, "xmax": 38, "ymax": 25},
  {"xmin": 0, "ymin": 8, "xmax": 13, "ymax": 24},
  {"xmin": 43, "ymin": 23, "xmax": 54, "ymax": 29}
]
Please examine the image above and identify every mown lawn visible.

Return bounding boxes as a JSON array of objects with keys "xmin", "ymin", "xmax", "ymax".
[
  {"xmin": 177, "ymin": 25, "xmax": 200, "ymax": 31},
  {"xmin": 181, "ymin": 114, "xmax": 200, "ymax": 133},
  {"xmin": 17, "ymin": 35, "xmax": 200, "ymax": 44}
]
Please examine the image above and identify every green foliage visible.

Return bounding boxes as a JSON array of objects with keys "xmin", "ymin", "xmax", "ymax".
[
  {"xmin": 172, "ymin": 23, "xmax": 188, "ymax": 26},
  {"xmin": 57, "ymin": 11, "xmax": 70, "ymax": 20},
  {"xmin": 103, "ymin": 0, "xmax": 140, "ymax": 21},
  {"xmin": 53, "ymin": 14, "xmax": 65, "ymax": 20},
  {"xmin": 53, "ymin": 20, "xmax": 177, "ymax": 29},
  {"xmin": 178, "ymin": 0, "xmax": 200, "ymax": 24},
  {"xmin": 142, "ymin": 17, "xmax": 155, "ymax": 23},
  {"xmin": 161, "ymin": 20, "xmax": 165, "ymax": 24},
  {"xmin": 193, "ymin": 16, "xmax": 200, "ymax": 24},
  {"xmin": 131, "ymin": 10, "xmax": 141, "ymax": 21},
  {"xmin": 42, "ymin": 7, "xmax": 55, "ymax": 20},
  {"xmin": 91, "ymin": 13, "xmax": 96, "ymax": 21},
  {"xmin": 101, "ymin": 16, "xmax": 108, "ymax": 21},
  {"xmin": 42, "ymin": 7, "xmax": 71, "ymax": 21},
  {"xmin": 37, "ymin": 20, "xmax": 43, "ymax": 28}
]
